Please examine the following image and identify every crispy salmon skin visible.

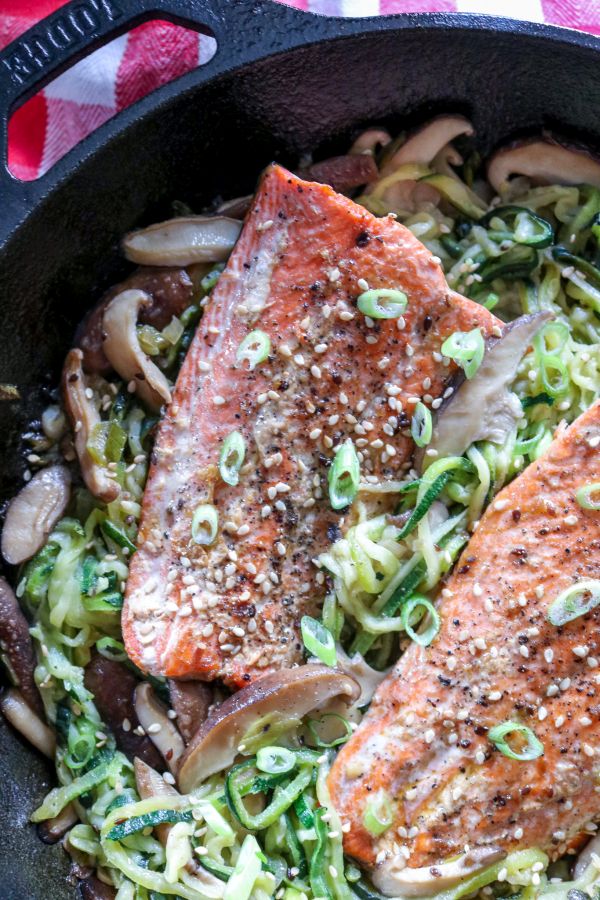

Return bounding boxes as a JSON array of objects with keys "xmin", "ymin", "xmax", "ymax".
[
  {"xmin": 329, "ymin": 401, "xmax": 600, "ymax": 890},
  {"xmin": 122, "ymin": 164, "xmax": 496, "ymax": 686}
]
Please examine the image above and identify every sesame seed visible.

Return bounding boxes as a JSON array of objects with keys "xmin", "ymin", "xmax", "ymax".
[
  {"xmin": 555, "ymin": 715, "xmax": 565, "ymax": 728},
  {"xmin": 473, "ymin": 583, "xmax": 482, "ymax": 597},
  {"xmin": 538, "ymin": 707, "xmax": 548, "ymax": 721},
  {"xmin": 546, "ymin": 684, "xmax": 559, "ymax": 697},
  {"xmin": 311, "ymin": 365, "xmax": 322, "ymax": 379},
  {"xmin": 573, "ymin": 645, "xmax": 589, "ymax": 658},
  {"xmin": 519, "ymin": 645, "xmax": 529, "ymax": 658},
  {"xmin": 315, "ymin": 343, "xmax": 328, "ymax": 354},
  {"xmin": 339, "ymin": 310, "xmax": 354, "ymax": 322},
  {"xmin": 366, "ymin": 335, "xmax": 378, "ymax": 345},
  {"xmin": 514, "ymin": 827, "xmax": 524, "ymax": 840},
  {"xmin": 580, "ymin": 716, "xmax": 592, "ymax": 726},
  {"xmin": 488, "ymin": 691, "xmax": 502, "ymax": 702},
  {"xmin": 310, "ymin": 428, "xmax": 322, "ymax": 440},
  {"xmin": 544, "ymin": 648, "xmax": 554, "ymax": 664},
  {"xmin": 339, "ymin": 391, "xmax": 349, "ymax": 405},
  {"xmin": 560, "ymin": 677, "xmax": 571, "ymax": 691},
  {"xmin": 213, "ymin": 395, "xmax": 226, "ymax": 406},
  {"xmin": 357, "ymin": 278, "xmax": 369, "ymax": 291},
  {"xmin": 147, "ymin": 723, "xmax": 162, "ymax": 734},
  {"xmin": 494, "ymin": 498, "xmax": 509, "ymax": 511},
  {"xmin": 589, "ymin": 435, "xmax": 600, "ymax": 449},
  {"xmin": 475, "ymin": 750, "xmax": 485, "ymax": 765},
  {"xmin": 237, "ymin": 524, "xmax": 250, "ymax": 536},
  {"xmin": 424, "ymin": 729, "xmax": 435, "ymax": 744},
  {"xmin": 584, "ymin": 744, "xmax": 595, "ymax": 757},
  {"xmin": 163, "ymin": 771, "xmax": 176, "ymax": 785}
]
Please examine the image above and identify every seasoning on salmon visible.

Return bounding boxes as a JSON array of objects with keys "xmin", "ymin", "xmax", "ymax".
[
  {"xmin": 328, "ymin": 400, "xmax": 600, "ymax": 892},
  {"xmin": 122, "ymin": 163, "xmax": 497, "ymax": 687}
]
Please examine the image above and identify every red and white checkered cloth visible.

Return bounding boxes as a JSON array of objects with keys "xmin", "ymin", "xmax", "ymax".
[{"xmin": 2, "ymin": 0, "xmax": 600, "ymax": 181}]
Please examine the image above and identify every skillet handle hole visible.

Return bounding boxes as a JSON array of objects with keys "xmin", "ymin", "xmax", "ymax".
[{"xmin": 7, "ymin": 20, "xmax": 217, "ymax": 182}]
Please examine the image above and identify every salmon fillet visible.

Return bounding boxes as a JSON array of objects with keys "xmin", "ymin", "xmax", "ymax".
[
  {"xmin": 122, "ymin": 164, "xmax": 496, "ymax": 687},
  {"xmin": 329, "ymin": 400, "xmax": 600, "ymax": 886}
]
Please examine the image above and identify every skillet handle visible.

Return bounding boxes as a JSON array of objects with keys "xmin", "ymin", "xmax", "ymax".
[{"xmin": 0, "ymin": 0, "xmax": 322, "ymax": 220}]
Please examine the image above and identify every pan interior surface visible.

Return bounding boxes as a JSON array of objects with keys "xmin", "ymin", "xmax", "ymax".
[{"xmin": 1, "ymin": 15, "xmax": 600, "ymax": 900}]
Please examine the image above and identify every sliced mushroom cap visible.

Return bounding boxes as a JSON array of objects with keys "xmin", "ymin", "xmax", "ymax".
[
  {"xmin": 123, "ymin": 216, "xmax": 242, "ymax": 267},
  {"xmin": 487, "ymin": 138, "xmax": 600, "ymax": 194},
  {"xmin": 102, "ymin": 289, "xmax": 172, "ymax": 413},
  {"xmin": 334, "ymin": 646, "xmax": 389, "ymax": 706},
  {"xmin": 134, "ymin": 757, "xmax": 179, "ymax": 844},
  {"xmin": 76, "ymin": 267, "xmax": 194, "ymax": 375},
  {"xmin": 178, "ymin": 665, "xmax": 360, "ymax": 793},
  {"xmin": 373, "ymin": 846, "xmax": 505, "ymax": 897},
  {"xmin": 134, "ymin": 682, "xmax": 185, "ymax": 775},
  {"xmin": 0, "ymin": 577, "xmax": 43, "ymax": 715},
  {"xmin": 380, "ymin": 116, "xmax": 474, "ymax": 176},
  {"xmin": 349, "ymin": 128, "xmax": 392, "ymax": 156},
  {"xmin": 2, "ymin": 465, "xmax": 71, "ymax": 566},
  {"xmin": 84, "ymin": 653, "xmax": 164, "ymax": 770},
  {"xmin": 418, "ymin": 311, "xmax": 553, "ymax": 470},
  {"xmin": 0, "ymin": 687, "xmax": 56, "ymax": 757},
  {"xmin": 168, "ymin": 679, "xmax": 213, "ymax": 744},
  {"xmin": 37, "ymin": 802, "xmax": 78, "ymax": 844},
  {"xmin": 305, "ymin": 154, "xmax": 379, "ymax": 192},
  {"xmin": 62, "ymin": 349, "xmax": 120, "ymax": 504}
]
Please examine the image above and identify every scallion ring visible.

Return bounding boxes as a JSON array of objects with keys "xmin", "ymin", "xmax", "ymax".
[
  {"xmin": 328, "ymin": 439, "xmax": 360, "ymax": 510},
  {"xmin": 307, "ymin": 712, "xmax": 352, "ymax": 748},
  {"xmin": 547, "ymin": 580, "xmax": 600, "ymax": 627},
  {"xmin": 363, "ymin": 791, "xmax": 394, "ymax": 836},
  {"xmin": 488, "ymin": 721, "xmax": 543, "ymax": 761},
  {"xmin": 236, "ymin": 330, "xmax": 271, "ymax": 370},
  {"xmin": 301, "ymin": 615, "xmax": 336, "ymax": 667},
  {"xmin": 357, "ymin": 288, "xmax": 408, "ymax": 320},
  {"xmin": 576, "ymin": 483, "xmax": 600, "ymax": 511},
  {"xmin": 401, "ymin": 595, "xmax": 440, "ymax": 647},
  {"xmin": 441, "ymin": 328, "xmax": 485, "ymax": 379},
  {"xmin": 411, "ymin": 401, "xmax": 432, "ymax": 448},
  {"xmin": 219, "ymin": 430, "xmax": 246, "ymax": 486},
  {"xmin": 191, "ymin": 503, "xmax": 218, "ymax": 546},
  {"xmin": 256, "ymin": 746, "xmax": 296, "ymax": 775}
]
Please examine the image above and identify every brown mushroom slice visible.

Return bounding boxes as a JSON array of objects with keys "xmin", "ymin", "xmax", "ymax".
[
  {"xmin": 487, "ymin": 138, "xmax": 600, "ymax": 194},
  {"xmin": 349, "ymin": 128, "xmax": 392, "ymax": 156},
  {"xmin": 101, "ymin": 289, "xmax": 172, "ymax": 413},
  {"xmin": 373, "ymin": 846, "xmax": 505, "ymax": 897},
  {"xmin": 79, "ymin": 875, "xmax": 117, "ymax": 900},
  {"xmin": 178, "ymin": 665, "xmax": 360, "ymax": 793},
  {"xmin": 134, "ymin": 757, "xmax": 179, "ymax": 844},
  {"xmin": 168, "ymin": 679, "xmax": 212, "ymax": 744},
  {"xmin": 37, "ymin": 802, "xmax": 78, "ymax": 844},
  {"xmin": 334, "ymin": 646, "xmax": 388, "ymax": 706},
  {"xmin": 0, "ymin": 577, "xmax": 43, "ymax": 715},
  {"xmin": 305, "ymin": 154, "xmax": 379, "ymax": 192},
  {"xmin": 76, "ymin": 267, "xmax": 195, "ymax": 375},
  {"xmin": 1, "ymin": 466, "xmax": 71, "ymax": 565},
  {"xmin": 134, "ymin": 682, "xmax": 185, "ymax": 775},
  {"xmin": 573, "ymin": 834, "xmax": 600, "ymax": 879},
  {"xmin": 215, "ymin": 195, "xmax": 253, "ymax": 219},
  {"xmin": 419, "ymin": 311, "xmax": 553, "ymax": 470},
  {"xmin": 84, "ymin": 653, "xmax": 164, "ymax": 770},
  {"xmin": 123, "ymin": 216, "xmax": 242, "ymax": 266},
  {"xmin": 62, "ymin": 349, "xmax": 120, "ymax": 504},
  {"xmin": 380, "ymin": 116, "xmax": 474, "ymax": 176},
  {"xmin": 0, "ymin": 687, "xmax": 55, "ymax": 757}
]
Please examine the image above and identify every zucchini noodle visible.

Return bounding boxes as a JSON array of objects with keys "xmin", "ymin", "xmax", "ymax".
[{"xmin": 5, "ymin": 135, "xmax": 600, "ymax": 900}]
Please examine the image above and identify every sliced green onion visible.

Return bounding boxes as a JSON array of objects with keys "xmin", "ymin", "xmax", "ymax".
[
  {"xmin": 441, "ymin": 328, "xmax": 484, "ymax": 380},
  {"xmin": 301, "ymin": 615, "xmax": 336, "ymax": 667},
  {"xmin": 219, "ymin": 431, "xmax": 246, "ymax": 486},
  {"xmin": 96, "ymin": 636, "xmax": 127, "ymax": 662},
  {"xmin": 576, "ymin": 483, "xmax": 600, "ymax": 511},
  {"xmin": 256, "ymin": 746, "xmax": 296, "ymax": 775},
  {"xmin": 191, "ymin": 504, "xmax": 218, "ymax": 545},
  {"xmin": 223, "ymin": 834, "xmax": 263, "ymax": 900},
  {"xmin": 410, "ymin": 401, "xmax": 432, "ymax": 448},
  {"xmin": 480, "ymin": 206, "xmax": 554, "ymax": 248},
  {"xmin": 488, "ymin": 721, "xmax": 543, "ymax": 761},
  {"xmin": 236, "ymin": 330, "xmax": 271, "ymax": 370},
  {"xmin": 401, "ymin": 595, "xmax": 440, "ymax": 647},
  {"xmin": 363, "ymin": 791, "xmax": 394, "ymax": 837},
  {"xmin": 547, "ymin": 580, "xmax": 600, "ymax": 627},
  {"xmin": 307, "ymin": 713, "xmax": 352, "ymax": 748},
  {"xmin": 357, "ymin": 288, "xmax": 408, "ymax": 320},
  {"xmin": 328, "ymin": 439, "xmax": 360, "ymax": 510}
]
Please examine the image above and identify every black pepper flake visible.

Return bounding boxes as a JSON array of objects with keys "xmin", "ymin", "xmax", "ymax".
[
  {"xmin": 423, "ymin": 315, "xmax": 433, "ymax": 332},
  {"xmin": 355, "ymin": 230, "xmax": 370, "ymax": 247}
]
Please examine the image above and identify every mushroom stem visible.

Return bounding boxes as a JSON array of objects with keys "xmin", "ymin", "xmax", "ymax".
[
  {"xmin": 122, "ymin": 216, "xmax": 242, "ymax": 266},
  {"xmin": 102, "ymin": 290, "xmax": 172, "ymax": 413},
  {"xmin": 134, "ymin": 757, "xmax": 179, "ymax": 845},
  {"xmin": 379, "ymin": 116, "xmax": 474, "ymax": 176},
  {"xmin": 0, "ymin": 577, "xmax": 43, "ymax": 715},
  {"xmin": 373, "ymin": 846, "xmax": 506, "ymax": 897},
  {"xmin": 62, "ymin": 349, "xmax": 120, "ymax": 503}
]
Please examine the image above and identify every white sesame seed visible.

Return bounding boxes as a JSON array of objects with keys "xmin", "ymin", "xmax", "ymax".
[
  {"xmin": 339, "ymin": 310, "xmax": 354, "ymax": 322},
  {"xmin": 311, "ymin": 365, "xmax": 322, "ymax": 379},
  {"xmin": 584, "ymin": 744, "xmax": 595, "ymax": 757},
  {"xmin": 310, "ymin": 428, "xmax": 322, "ymax": 440},
  {"xmin": 147, "ymin": 723, "xmax": 162, "ymax": 734},
  {"xmin": 315, "ymin": 343, "xmax": 328, "ymax": 354},
  {"xmin": 475, "ymin": 750, "xmax": 485, "ymax": 765},
  {"xmin": 163, "ymin": 771, "xmax": 176, "ymax": 785},
  {"xmin": 581, "ymin": 716, "xmax": 593, "ymax": 726},
  {"xmin": 357, "ymin": 278, "xmax": 369, "ymax": 291},
  {"xmin": 237, "ymin": 524, "xmax": 250, "ymax": 536},
  {"xmin": 519, "ymin": 645, "xmax": 529, "ymax": 658},
  {"xmin": 494, "ymin": 498, "xmax": 509, "ymax": 511},
  {"xmin": 514, "ymin": 827, "xmax": 524, "ymax": 840},
  {"xmin": 424, "ymin": 729, "xmax": 435, "ymax": 744},
  {"xmin": 560, "ymin": 677, "xmax": 571, "ymax": 691}
]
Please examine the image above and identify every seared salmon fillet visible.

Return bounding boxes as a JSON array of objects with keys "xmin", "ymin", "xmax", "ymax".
[
  {"xmin": 329, "ymin": 400, "xmax": 600, "ymax": 889},
  {"xmin": 123, "ymin": 164, "xmax": 497, "ymax": 686}
]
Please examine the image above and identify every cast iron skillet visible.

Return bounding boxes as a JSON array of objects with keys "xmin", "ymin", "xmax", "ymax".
[{"xmin": 1, "ymin": 1, "xmax": 600, "ymax": 896}]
